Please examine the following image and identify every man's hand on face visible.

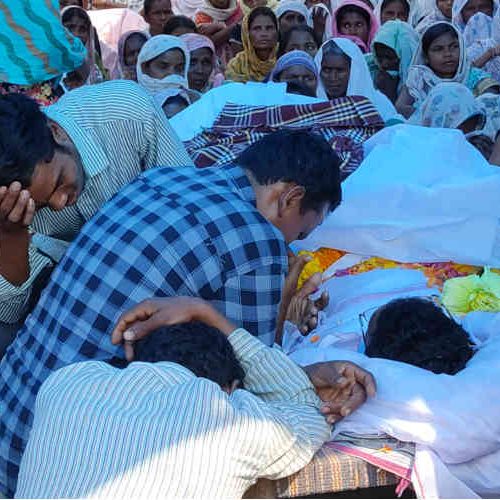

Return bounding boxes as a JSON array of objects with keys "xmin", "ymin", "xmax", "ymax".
[
  {"xmin": 0, "ymin": 182, "xmax": 35, "ymax": 233},
  {"xmin": 304, "ymin": 361, "xmax": 377, "ymax": 424}
]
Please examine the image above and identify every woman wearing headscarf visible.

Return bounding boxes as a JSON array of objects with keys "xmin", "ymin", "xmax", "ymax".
[
  {"xmin": 274, "ymin": 0, "xmax": 313, "ymax": 33},
  {"xmin": 61, "ymin": 6, "xmax": 108, "ymax": 90},
  {"xmin": 452, "ymin": 0, "xmax": 497, "ymax": 31},
  {"xmin": 330, "ymin": 0, "xmax": 379, "ymax": 53},
  {"xmin": 136, "ymin": 34, "xmax": 190, "ymax": 92},
  {"xmin": 115, "ymin": 30, "xmax": 149, "ymax": 80},
  {"xmin": 395, "ymin": 21, "xmax": 491, "ymax": 118},
  {"xmin": 181, "ymin": 33, "xmax": 224, "ymax": 91},
  {"xmin": 366, "ymin": 20, "xmax": 419, "ymax": 102},
  {"xmin": 314, "ymin": 37, "xmax": 399, "ymax": 121},
  {"xmin": 464, "ymin": 11, "xmax": 500, "ymax": 82},
  {"xmin": 415, "ymin": 0, "xmax": 452, "ymax": 32},
  {"xmin": 413, "ymin": 81, "xmax": 486, "ymax": 131},
  {"xmin": 225, "ymin": 6, "xmax": 279, "ymax": 82},
  {"xmin": 241, "ymin": 0, "xmax": 279, "ymax": 16},
  {"xmin": 194, "ymin": 0, "xmax": 244, "ymax": 66},
  {"xmin": 374, "ymin": 0, "xmax": 412, "ymax": 24},
  {"xmin": 269, "ymin": 49, "xmax": 319, "ymax": 96}
]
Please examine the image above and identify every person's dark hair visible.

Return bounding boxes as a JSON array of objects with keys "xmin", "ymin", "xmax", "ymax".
[
  {"xmin": 323, "ymin": 40, "xmax": 351, "ymax": 65},
  {"xmin": 143, "ymin": 0, "xmax": 156, "ymax": 16},
  {"xmin": 278, "ymin": 25, "xmax": 320, "ymax": 57},
  {"xmin": 422, "ymin": 22, "xmax": 458, "ymax": 56},
  {"xmin": 163, "ymin": 15, "xmax": 197, "ymax": 35},
  {"xmin": 336, "ymin": 5, "xmax": 371, "ymax": 29},
  {"xmin": 365, "ymin": 298, "xmax": 475, "ymax": 375},
  {"xmin": 134, "ymin": 321, "xmax": 245, "ymax": 388},
  {"xmin": 248, "ymin": 6, "xmax": 278, "ymax": 32},
  {"xmin": 237, "ymin": 129, "xmax": 342, "ymax": 213},
  {"xmin": 380, "ymin": 0, "xmax": 410, "ymax": 16},
  {"xmin": 61, "ymin": 6, "xmax": 90, "ymax": 29},
  {"xmin": 0, "ymin": 94, "xmax": 55, "ymax": 187},
  {"xmin": 285, "ymin": 80, "xmax": 317, "ymax": 97}
]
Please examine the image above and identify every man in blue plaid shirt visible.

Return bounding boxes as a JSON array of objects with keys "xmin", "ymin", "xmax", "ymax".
[{"xmin": 0, "ymin": 130, "xmax": 375, "ymax": 496}]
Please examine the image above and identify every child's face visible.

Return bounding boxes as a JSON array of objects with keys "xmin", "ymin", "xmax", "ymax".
[{"xmin": 338, "ymin": 12, "xmax": 369, "ymax": 44}]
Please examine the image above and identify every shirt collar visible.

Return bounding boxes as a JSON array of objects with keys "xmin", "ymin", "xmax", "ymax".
[
  {"xmin": 223, "ymin": 165, "xmax": 257, "ymax": 207},
  {"xmin": 43, "ymin": 106, "xmax": 108, "ymax": 179}
]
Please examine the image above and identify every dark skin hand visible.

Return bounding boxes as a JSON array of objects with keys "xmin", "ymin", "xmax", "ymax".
[
  {"xmin": 112, "ymin": 297, "xmax": 376, "ymax": 424},
  {"xmin": 312, "ymin": 7, "xmax": 328, "ymax": 44}
]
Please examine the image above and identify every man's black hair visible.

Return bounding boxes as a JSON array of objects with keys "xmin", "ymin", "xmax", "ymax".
[
  {"xmin": 237, "ymin": 129, "xmax": 342, "ymax": 214},
  {"xmin": 0, "ymin": 94, "xmax": 55, "ymax": 187},
  {"xmin": 278, "ymin": 25, "xmax": 320, "ymax": 57},
  {"xmin": 336, "ymin": 5, "xmax": 371, "ymax": 29},
  {"xmin": 134, "ymin": 321, "xmax": 245, "ymax": 388},
  {"xmin": 163, "ymin": 15, "xmax": 197, "ymax": 34},
  {"xmin": 422, "ymin": 22, "xmax": 457, "ymax": 56},
  {"xmin": 365, "ymin": 298, "xmax": 475, "ymax": 375}
]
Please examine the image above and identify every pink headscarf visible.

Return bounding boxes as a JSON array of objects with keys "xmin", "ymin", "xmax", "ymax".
[
  {"xmin": 331, "ymin": 0, "xmax": 379, "ymax": 53},
  {"xmin": 180, "ymin": 33, "xmax": 224, "ymax": 89}
]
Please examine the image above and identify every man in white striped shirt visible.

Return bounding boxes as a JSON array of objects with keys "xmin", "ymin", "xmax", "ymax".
[
  {"xmin": 0, "ymin": 80, "xmax": 192, "ymax": 353},
  {"xmin": 15, "ymin": 296, "xmax": 332, "ymax": 498}
]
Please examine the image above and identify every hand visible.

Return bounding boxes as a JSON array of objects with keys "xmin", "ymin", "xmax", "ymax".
[
  {"xmin": 0, "ymin": 182, "xmax": 36, "ymax": 233},
  {"xmin": 304, "ymin": 361, "xmax": 376, "ymax": 424},
  {"xmin": 197, "ymin": 23, "xmax": 225, "ymax": 36},
  {"xmin": 312, "ymin": 7, "xmax": 328, "ymax": 37},
  {"xmin": 286, "ymin": 290, "xmax": 329, "ymax": 335},
  {"xmin": 111, "ymin": 297, "xmax": 235, "ymax": 361}
]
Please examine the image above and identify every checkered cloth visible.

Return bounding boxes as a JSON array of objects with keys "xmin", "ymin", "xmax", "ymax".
[
  {"xmin": 185, "ymin": 97, "xmax": 384, "ymax": 180},
  {"xmin": 0, "ymin": 165, "xmax": 288, "ymax": 497}
]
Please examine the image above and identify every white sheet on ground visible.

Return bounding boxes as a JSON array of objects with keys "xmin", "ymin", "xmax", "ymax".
[
  {"xmin": 283, "ymin": 269, "xmax": 500, "ymax": 498},
  {"xmin": 169, "ymin": 82, "xmax": 321, "ymax": 142},
  {"xmin": 295, "ymin": 124, "xmax": 500, "ymax": 267}
]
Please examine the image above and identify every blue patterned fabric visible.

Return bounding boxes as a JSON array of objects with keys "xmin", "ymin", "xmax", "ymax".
[{"xmin": 0, "ymin": 165, "xmax": 288, "ymax": 496}]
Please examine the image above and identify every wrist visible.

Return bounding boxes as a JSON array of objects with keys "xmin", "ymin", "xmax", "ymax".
[{"xmin": 191, "ymin": 301, "xmax": 236, "ymax": 336}]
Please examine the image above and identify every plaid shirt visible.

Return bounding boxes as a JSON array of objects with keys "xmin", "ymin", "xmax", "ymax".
[{"xmin": 0, "ymin": 165, "xmax": 288, "ymax": 497}]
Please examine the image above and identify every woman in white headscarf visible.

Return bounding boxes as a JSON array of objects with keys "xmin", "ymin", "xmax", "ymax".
[
  {"xmin": 136, "ymin": 34, "xmax": 190, "ymax": 93},
  {"xmin": 314, "ymin": 37, "xmax": 400, "ymax": 121},
  {"xmin": 414, "ymin": 0, "xmax": 451, "ymax": 32},
  {"xmin": 374, "ymin": 0, "xmax": 413, "ymax": 24},
  {"xmin": 463, "ymin": 11, "xmax": 500, "ymax": 82},
  {"xmin": 451, "ymin": 0, "xmax": 498, "ymax": 31},
  {"xmin": 395, "ymin": 21, "xmax": 491, "ymax": 118},
  {"xmin": 274, "ymin": 0, "xmax": 313, "ymax": 33}
]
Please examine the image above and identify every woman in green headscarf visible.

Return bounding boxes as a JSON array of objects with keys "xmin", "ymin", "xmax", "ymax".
[{"xmin": 366, "ymin": 20, "xmax": 419, "ymax": 103}]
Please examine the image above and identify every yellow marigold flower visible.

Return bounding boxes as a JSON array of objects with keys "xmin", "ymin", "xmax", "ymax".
[{"xmin": 442, "ymin": 268, "xmax": 500, "ymax": 314}]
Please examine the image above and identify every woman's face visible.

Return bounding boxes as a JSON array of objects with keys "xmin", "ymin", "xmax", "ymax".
[
  {"xmin": 374, "ymin": 43, "xmax": 400, "ymax": 71},
  {"xmin": 284, "ymin": 30, "xmax": 318, "ymax": 57},
  {"xmin": 145, "ymin": 0, "xmax": 173, "ymax": 36},
  {"xmin": 380, "ymin": 0, "xmax": 409, "ymax": 23},
  {"xmin": 460, "ymin": 0, "xmax": 493, "ymax": 23},
  {"xmin": 279, "ymin": 11, "xmax": 307, "ymax": 34},
  {"xmin": 249, "ymin": 14, "xmax": 278, "ymax": 53},
  {"xmin": 320, "ymin": 53, "xmax": 351, "ymax": 99},
  {"xmin": 436, "ymin": 0, "xmax": 453, "ymax": 19},
  {"xmin": 425, "ymin": 31, "xmax": 460, "ymax": 78},
  {"xmin": 63, "ymin": 14, "xmax": 89, "ymax": 46},
  {"xmin": 124, "ymin": 35, "xmax": 147, "ymax": 67},
  {"xmin": 338, "ymin": 11, "xmax": 370, "ymax": 44},
  {"xmin": 143, "ymin": 48, "xmax": 185, "ymax": 79},
  {"xmin": 188, "ymin": 47, "xmax": 214, "ymax": 91},
  {"xmin": 278, "ymin": 65, "xmax": 318, "ymax": 95}
]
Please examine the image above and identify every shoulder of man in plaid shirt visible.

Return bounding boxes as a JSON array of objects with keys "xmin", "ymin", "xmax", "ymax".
[{"xmin": 0, "ymin": 164, "xmax": 288, "ymax": 497}]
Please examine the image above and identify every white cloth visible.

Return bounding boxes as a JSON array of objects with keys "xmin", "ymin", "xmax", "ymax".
[
  {"xmin": 295, "ymin": 123, "xmax": 500, "ymax": 266},
  {"xmin": 314, "ymin": 37, "xmax": 399, "ymax": 122},
  {"xmin": 136, "ymin": 35, "xmax": 190, "ymax": 93},
  {"xmin": 16, "ymin": 329, "xmax": 330, "ymax": 498},
  {"xmin": 170, "ymin": 81, "xmax": 322, "ymax": 141},
  {"xmin": 195, "ymin": 0, "xmax": 240, "ymax": 22},
  {"xmin": 283, "ymin": 270, "xmax": 500, "ymax": 498},
  {"xmin": 172, "ymin": 0, "xmax": 204, "ymax": 18},
  {"xmin": 452, "ymin": 0, "xmax": 499, "ymax": 31},
  {"xmin": 274, "ymin": 0, "xmax": 314, "ymax": 26},
  {"xmin": 406, "ymin": 21, "xmax": 470, "ymax": 104}
]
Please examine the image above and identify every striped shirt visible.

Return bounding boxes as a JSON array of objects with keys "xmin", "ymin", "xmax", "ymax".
[
  {"xmin": 0, "ymin": 164, "xmax": 288, "ymax": 497},
  {"xmin": 0, "ymin": 80, "xmax": 193, "ymax": 324},
  {"xmin": 15, "ymin": 328, "xmax": 330, "ymax": 498}
]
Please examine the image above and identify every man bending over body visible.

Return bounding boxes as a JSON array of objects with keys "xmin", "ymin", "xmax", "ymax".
[
  {"xmin": 0, "ymin": 130, "xmax": 375, "ymax": 496},
  {"xmin": 16, "ymin": 297, "xmax": 331, "ymax": 498}
]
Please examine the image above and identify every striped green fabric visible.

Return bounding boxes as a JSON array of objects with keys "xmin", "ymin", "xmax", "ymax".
[{"xmin": 0, "ymin": 0, "xmax": 86, "ymax": 85}]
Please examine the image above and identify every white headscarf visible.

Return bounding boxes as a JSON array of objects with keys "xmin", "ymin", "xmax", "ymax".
[
  {"xmin": 136, "ymin": 35, "xmax": 190, "ymax": 94},
  {"xmin": 412, "ymin": 82, "xmax": 486, "ymax": 129},
  {"xmin": 274, "ymin": 0, "xmax": 314, "ymax": 27},
  {"xmin": 452, "ymin": 0, "xmax": 499, "ymax": 31},
  {"xmin": 195, "ymin": 0, "xmax": 241, "ymax": 22},
  {"xmin": 314, "ymin": 37, "xmax": 399, "ymax": 121},
  {"xmin": 406, "ymin": 22, "xmax": 470, "ymax": 104},
  {"xmin": 172, "ymin": 0, "xmax": 204, "ymax": 18},
  {"xmin": 373, "ymin": 0, "xmax": 414, "ymax": 25}
]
